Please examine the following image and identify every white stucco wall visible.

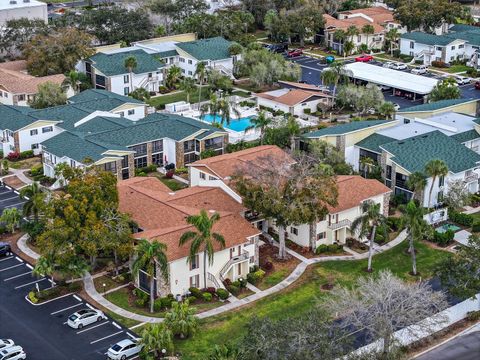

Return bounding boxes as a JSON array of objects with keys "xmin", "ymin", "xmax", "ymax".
[
  {"xmin": 0, "ymin": 2, "xmax": 47, "ymax": 26},
  {"xmin": 108, "ymin": 71, "xmax": 164, "ymax": 95},
  {"xmin": 18, "ymin": 122, "xmax": 63, "ymax": 154}
]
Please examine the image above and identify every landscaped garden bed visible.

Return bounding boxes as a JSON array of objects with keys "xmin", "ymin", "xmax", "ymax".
[
  {"xmin": 148, "ymin": 173, "xmax": 187, "ymax": 191},
  {"xmin": 28, "ymin": 282, "xmax": 82, "ymax": 304},
  {"xmin": 93, "ymin": 272, "xmax": 131, "ymax": 294}
]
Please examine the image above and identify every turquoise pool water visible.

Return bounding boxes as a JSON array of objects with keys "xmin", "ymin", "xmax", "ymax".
[
  {"xmin": 201, "ymin": 114, "xmax": 255, "ymax": 132},
  {"xmin": 435, "ymin": 223, "xmax": 461, "ymax": 233}
]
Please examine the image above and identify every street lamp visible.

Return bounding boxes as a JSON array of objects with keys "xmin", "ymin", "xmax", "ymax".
[{"xmin": 103, "ymin": 283, "xmax": 106, "ymax": 295}]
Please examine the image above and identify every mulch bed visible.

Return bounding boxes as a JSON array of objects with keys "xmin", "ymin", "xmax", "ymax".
[
  {"xmin": 259, "ymin": 243, "xmax": 300, "ymax": 273},
  {"xmin": 3, "ymin": 175, "xmax": 26, "ymax": 189}
]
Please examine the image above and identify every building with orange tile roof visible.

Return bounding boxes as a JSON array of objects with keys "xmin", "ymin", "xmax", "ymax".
[{"xmin": 118, "ymin": 177, "xmax": 260, "ymax": 296}]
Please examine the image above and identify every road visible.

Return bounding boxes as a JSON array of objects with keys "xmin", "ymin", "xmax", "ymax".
[{"xmin": 416, "ymin": 330, "xmax": 480, "ymax": 360}]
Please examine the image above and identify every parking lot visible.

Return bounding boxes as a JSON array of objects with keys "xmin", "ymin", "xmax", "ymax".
[
  {"xmin": 0, "ymin": 253, "xmax": 138, "ymax": 360},
  {"xmin": 287, "ymin": 54, "xmax": 480, "ymax": 109},
  {"xmin": 0, "ymin": 183, "xmax": 26, "ymax": 212}
]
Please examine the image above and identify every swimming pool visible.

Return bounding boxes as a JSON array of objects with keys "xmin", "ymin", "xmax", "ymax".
[
  {"xmin": 201, "ymin": 114, "xmax": 255, "ymax": 132},
  {"xmin": 435, "ymin": 223, "xmax": 461, "ymax": 233}
]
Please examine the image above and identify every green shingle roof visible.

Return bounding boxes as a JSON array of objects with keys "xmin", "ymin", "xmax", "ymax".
[
  {"xmin": 355, "ymin": 133, "xmax": 396, "ymax": 153},
  {"xmin": 89, "ymin": 49, "xmax": 164, "ymax": 77},
  {"xmin": 69, "ymin": 89, "xmax": 143, "ymax": 105},
  {"xmin": 155, "ymin": 50, "xmax": 178, "ymax": 58},
  {"xmin": 176, "ymin": 37, "xmax": 232, "ymax": 61},
  {"xmin": 30, "ymin": 104, "xmax": 93, "ymax": 124},
  {"xmin": 450, "ymin": 129, "xmax": 480, "ymax": 143},
  {"xmin": 402, "ymin": 26, "xmax": 480, "ymax": 48},
  {"xmin": 398, "ymin": 98, "xmax": 475, "ymax": 113},
  {"xmin": 303, "ymin": 120, "xmax": 393, "ymax": 138},
  {"xmin": 381, "ymin": 130, "xmax": 480, "ymax": 174},
  {"xmin": 449, "ymin": 24, "xmax": 480, "ymax": 33},
  {"xmin": 0, "ymin": 105, "xmax": 39, "ymax": 131},
  {"xmin": 401, "ymin": 32, "xmax": 454, "ymax": 46},
  {"xmin": 62, "ymin": 116, "xmax": 133, "ymax": 134}
]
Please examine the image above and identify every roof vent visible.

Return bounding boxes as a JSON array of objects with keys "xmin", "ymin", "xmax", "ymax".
[
  {"xmin": 209, "ymin": 209, "xmax": 216, "ymax": 213},
  {"xmin": 398, "ymin": 142, "xmax": 404, "ymax": 145},
  {"xmin": 422, "ymin": 135, "xmax": 428, "ymax": 138}
]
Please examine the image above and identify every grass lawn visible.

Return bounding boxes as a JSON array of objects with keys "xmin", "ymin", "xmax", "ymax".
[
  {"xmin": 442, "ymin": 64, "xmax": 472, "ymax": 74},
  {"xmin": 253, "ymin": 31, "xmax": 268, "ymax": 39},
  {"xmin": 8, "ymin": 157, "xmax": 41, "ymax": 170},
  {"xmin": 256, "ymin": 268, "xmax": 291, "ymax": 290},
  {"xmin": 231, "ymin": 90, "xmax": 252, "ymax": 98},
  {"xmin": 148, "ymin": 173, "xmax": 187, "ymax": 191},
  {"xmin": 147, "ymin": 87, "xmax": 210, "ymax": 109},
  {"xmin": 175, "ymin": 240, "xmax": 451, "ymax": 359},
  {"xmin": 105, "ymin": 287, "xmax": 166, "ymax": 318},
  {"xmin": 93, "ymin": 275, "xmax": 126, "ymax": 293},
  {"xmin": 106, "ymin": 310, "xmax": 141, "ymax": 329}
]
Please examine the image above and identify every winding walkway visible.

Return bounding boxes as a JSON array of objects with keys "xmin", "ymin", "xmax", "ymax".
[{"xmin": 18, "ymin": 230, "xmax": 408, "ymax": 323}]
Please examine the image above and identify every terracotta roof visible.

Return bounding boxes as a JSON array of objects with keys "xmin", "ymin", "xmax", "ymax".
[
  {"xmin": 0, "ymin": 60, "xmax": 65, "ymax": 94},
  {"xmin": 329, "ymin": 176, "xmax": 391, "ymax": 213},
  {"xmin": 278, "ymin": 80, "xmax": 327, "ymax": 91},
  {"xmin": 188, "ymin": 145, "xmax": 295, "ymax": 180},
  {"xmin": 118, "ymin": 177, "xmax": 259, "ymax": 262},
  {"xmin": 323, "ymin": 13, "xmax": 385, "ymax": 34},
  {"xmin": 255, "ymin": 89, "xmax": 330, "ymax": 107}
]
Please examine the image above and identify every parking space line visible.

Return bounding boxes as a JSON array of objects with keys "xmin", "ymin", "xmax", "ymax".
[
  {"xmin": 0, "ymin": 256, "xmax": 13, "ymax": 262},
  {"xmin": 50, "ymin": 303, "xmax": 83, "ymax": 315},
  {"xmin": 13, "ymin": 190, "xmax": 19, "ymax": 195},
  {"xmin": 4, "ymin": 271, "xmax": 31, "ymax": 281},
  {"xmin": 127, "ymin": 332, "xmax": 137, "ymax": 339},
  {"xmin": 90, "ymin": 330, "xmax": 123, "ymax": 344},
  {"xmin": 73, "ymin": 294, "xmax": 82, "ymax": 302},
  {"xmin": 0, "ymin": 195, "xmax": 22, "ymax": 202},
  {"xmin": 112, "ymin": 322, "xmax": 121, "ymax": 329},
  {"xmin": 0, "ymin": 263, "xmax": 23, "ymax": 272},
  {"xmin": 15, "ymin": 256, "xmax": 23, "ymax": 262},
  {"xmin": 5, "ymin": 185, "xmax": 11, "ymax": 190},
  {"xmin": 15, "ymin": 278, "xmax": 46, "ymax": 289},
  {"xmin": 5, "ymin": 202, "xmax": 26, "ymax": 209},
  {"xmin": 76, "ymin": 321, "xmax": 109, "ymax": 334},
  {"xmin": 26, "ymin": 264, "xmax": 33, "ymax": 270},
  {"xmin": 86, "ymin": 303, "xmax": 96, "ymax": 310}
]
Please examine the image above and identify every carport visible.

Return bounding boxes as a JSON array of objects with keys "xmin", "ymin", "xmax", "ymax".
[{"xmin": 343, "ymin": 62, "xmax": 439, "ymax": 101}]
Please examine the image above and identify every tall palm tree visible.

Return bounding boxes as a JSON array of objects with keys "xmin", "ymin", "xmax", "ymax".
[
  {"xmin": 360, "ymin": 156, "xmax": 375, "ymax": 178},
  {"xmin": 195, "ymin": 62, "xmax": 207, "ymax": 104},
  {"xmin": 63, "ymin": 70, "xmax": 81, "ymax": 94},
  {"xmin": 286, "ymin": 115, "xmax": 300, "ymax": 150},
  {"xmin": 333, "ymin": 29, "xmax": 346, "ymax": 58},
  {"xmin": 166, "ymin": 65, "xmax": 182, "ymax": 90},
  {"xmin": 350, "ymin": 201, "xmax": 387, "ymax": 272},
  {"xmin": 20, "ymin": 182, "xmax": 45, "ymax": 222},
  {"xmin": 424, "ymin": 159, "xmax": 449, "ymax": 209},
  {"xmin": 33, "ymin": 254, "xmax": 55, "ymax": 288},
  {"xmin": 245, "ymin": 111, "xmax": 272, "ymax": 145},
  {"xmin": 179, "ymin": 210, "xmax": 225, "ymax": 290},
  {"xmin": 343, "ymin": 40, "xmax": 355, "ymax": 57},
  {"xmin": 132, "ymin": 239, "xmax": 169, "ymax": 313},
  {"xmin": 179, "ymin": 77, "xmax": 196, "ymax": 103},
  {"xmin": 200, "ymin": 94, "xmax": 220, "ymax": 120},
  {"xmin": 361, "ymin": 24, "xmax": 375, "ymax": 50},
  {"xmin": 321, "ymin": 61, "xmax": 351, "ymax": 101},
  {"xmin": 385, "ymin": 28, "xmax": 400, "ymax": 57},
  {"xmin": 124, "ymin": 56, "xmax": 138, "ymax": 94},
  {"xmin": 217, "ymin": 96, "xmax": 240, "ymax": 126},
  {"xmin": 401, "ymin": 201, "xmax": 426, "ymax": 276},
  {"xmin": 64, "ymin": 255, "xmax": 89, "ymax": 283},
  {"xmin": 346, "ymin": 25, "xmax": 359, "ymax": 54},
  {"xmin": 139, "ymin": 323, "xmax": 174, "ymax": 358},
  {"xmin": 407, "ymin": 171, "xmax": 427, "ymax": 204}
]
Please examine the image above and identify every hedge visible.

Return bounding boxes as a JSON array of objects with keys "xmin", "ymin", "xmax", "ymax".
[
  {"xmin": 247, "ymin": 269, "xmax": 265, "ymax": 285},
  {"xmin": 432, "ymin": 229, "xmax": 455, "ymax": 246},
  {"xmin": 315, "ymin": 244, "xmax": 343, "ymax": 254},
  {"xmin": 449, "ymin": 209, "xmax": 473, "ymax": 227}
]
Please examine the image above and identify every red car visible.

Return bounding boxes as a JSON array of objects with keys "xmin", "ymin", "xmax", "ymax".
[
  {"xmin": 475, "ymin": 81, "xmax": 480, "ymax": 90},
  {"xmin": 355, "ymin": 54, "xmax": 374, "ymax": 62},
  {"xmin": 287, "ymin": 49, "xmax": 303, "ymax": 57}
]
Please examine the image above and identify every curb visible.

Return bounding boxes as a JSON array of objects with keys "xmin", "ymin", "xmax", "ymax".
[{"xmin": 24, "ymin": 292, "xmax": 73, "ymax": 306}]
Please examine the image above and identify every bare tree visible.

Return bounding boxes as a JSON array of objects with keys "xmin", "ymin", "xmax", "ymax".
[
  {"xmin": 443, "ymin": 179, "xmax": 471, "ymax": 210},
  {"xmin": 326, "ymin": 271, "xmax": 448, "ymax": 357}
]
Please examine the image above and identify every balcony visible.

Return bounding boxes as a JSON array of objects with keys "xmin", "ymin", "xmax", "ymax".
[
  {"xmin": 327, "ymin": 219, "xmax": 352, "ymax": 231},
  {"xmin": 465, "ymin": 173, "xmax": 479, "ymax": 183},
  {"xmin": 220, "ymin": 251, "xmax": 249, "ymax": 279},
  {"xmin": 245, "ymin": 210, "xmax": 262, "ymax": 222}
]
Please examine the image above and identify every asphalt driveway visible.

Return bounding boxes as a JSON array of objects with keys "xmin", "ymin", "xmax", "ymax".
[
  {"xmin": 0, "ymin": 184, "xmax": 25, "ymax": 212},
  {"xmin": 416, "ymin": 330, "xmax": 480, "ymax": 360}
]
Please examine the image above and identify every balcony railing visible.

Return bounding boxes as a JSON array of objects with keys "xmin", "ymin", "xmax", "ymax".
[
  {"xmin": 465, "ymin": 173, "xmax": 479, "ymax": 183},
  {"xmin": 220, "ymin": 251, "xmax": 249, "ymax": 279},
  {"xmin": 327, "ymin": 219, "xmax": 352, "ymax": 231},
  {"xmin": 207, "ymin": 272, "xmax": 221, "ymax": 288}
]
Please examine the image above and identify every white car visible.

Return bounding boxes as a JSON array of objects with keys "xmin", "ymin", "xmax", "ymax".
[
  {"xmin": 411, "ymin": 65, "xmax": 428, "ymax": 75},
  {"xmin": 390, "ymin": 62, "xmax": 408, "ymax": 70},
  {"xmin": 0, "ymin": 340, "xmax": 14, "ymax": 351},
  {"xmin": 0, "ymin": 346, "xmax": 26, "ymax": 360},
  {"xmin": 107, "ymin": 339, "xmax": 144, "ymax": 360},
  {"xmin": 67, "ymin": 308, "xmax": 106, "ymax": 329},
  {"xmin": 393, "ymin": 103, "xmax": 400, "ymax": 111},
  {"xmin": 455, "ymin": 75, "xmax": 471, "ymax": 85},
  {"xmin": 382, "ymin": 62, "xmax": 394, "ymax": 68}
]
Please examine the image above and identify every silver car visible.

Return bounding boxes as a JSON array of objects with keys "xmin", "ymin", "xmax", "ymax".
[
  {"xmin": 391, "ymin": 62, "xmax": 408, "ymax": 70},
  {"xmin": 107, "ymin": 339, "xmax": 144, "ymax": 360},
  {"xmin": 0, "ymin": 346, "xmax": 26, "ymax": 360},
  {"xmin": 67, "ymin": 308, "xmax": 106, "ymax": 329}
]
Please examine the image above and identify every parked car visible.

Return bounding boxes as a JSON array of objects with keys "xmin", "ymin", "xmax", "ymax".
[
  {"xmin": 475, "ymin": 81, "xmax": 480, "ymax": 90},
  {"xmin": 393, "ymin": 103, "xmax": 400, "ymax": 111},
  {"xmin": 0, "ymin": 346, "xmax": 26, "ymax": 360},
  {"xmin": 454, "ymin": 75, "xmax": 471, "ymax": 85},
  {"xmin": 266, "ymin": 43, "xmax": 288, "ymax": 53},
  {"xmin": 355, "ymin": 54, "xmax": 373, "ymax": 62},
  {"xmin": 382, "ymin": 62, "xmax": 394, "ymax": 68},
  {"xmin": 107, "ymin": 339, "xmax": 144, "ymax": 360},
  {"xmin": 67, "ymin": 308, "xmax": 106, "ymax": 329},
  {"xmin": 379, "ymin": 85, "xmax": 392, "ymax": 91},
  {"xmin": 0, "ymin": 340, "xmax": 14, "ymax": 351},
  {"xmin": 287, "ymin": 48, "xmax": 303, "ymax": 57},
  {"xmin": 0, "ymin": 242, "xmax": 11, "ymax": 257},
  {"xmin": 411, "ymin": 65, "xmax": 428, "ymax": 75},
  {"xmin": 390, "ymin": 62, "xmax": 408, "ymax": 70}
]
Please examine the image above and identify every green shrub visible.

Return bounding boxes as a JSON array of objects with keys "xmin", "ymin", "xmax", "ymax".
[
  {"xmin": 315, "ymin": 244, "xmax": 343, "ymax": 254},
  {"xmin": 216, "ymin": 288, "xmax": 229, "ymax": 300},
  {"xmin": 449, "ymin": 209, "xmax": 473, "ymax": 226},
  {"xmin": 238, "ymin": 278, "xmax": 247, "ymax": 288},
  {"xmin": 227, "ymin": 284, "xmax": 240, "ymax": 296},
  {"xmin": 247, "ymin": 269, "xmax": 265, "ymax": 285},
  {"xmin": 303, "ymin": 108, "xmax": 311, "ymax": 114},
  {"xmin": 30, "ymin": 165, "xmax": 43, "ymax": 177},
  {"xmin": 134, "ymin": 288, "xmax": 149, "ymax": 301},
  {"xmin": 187, "ymin": 295, "xmax": 197, "ymax": 304},
  {"xmin": 387, "ymin": 217, "xmax": 401, "ymax": 231},
  {"xmin": 20, "ymin": 150, "xmax": 34, "ymax": 159},
  {"xmin": 467, "ymin": 68, "xmax": 479, "ymax": 78},
  {"xmin": 161, "ymin": 296, "xmax": 174, "ymax": 309},
  {"xmin": 189, "ymin": 287, "xmax": 202, "ymax": 299},
  {"xmin": 472, "ymin": 220, "xmax": 480, "ymax": 233},
  {"xmin": 202, "ymin": 292, "xmax": 213, "ymax": 302},
  {"xmin": 231, "ymin": 280, "xmax": 241, "ymax": 288},
  {"xmin": 28, "ymin": 291, "xmax": 38, "ymax": 303},
  {"xmin": 68, "ymin": 282, "xmax": 82, "ymax": 292},
  {"xmin": 432, "ymin": 229, "xmax": 455, "ymax": 246},
  {"xmin": 467, "ymin": 310, "xmax": 480, "ymax": 321},
  {"xmin": 135, "ymin": 298, "xmax": 146, "ymax": 307},
  {"xmin": 175, "ymin": 167, "xmax": 188, "ymax": 174},
  {"xmin": 153, "ymin": 298, "xmax": 163, "ymax": 312}
]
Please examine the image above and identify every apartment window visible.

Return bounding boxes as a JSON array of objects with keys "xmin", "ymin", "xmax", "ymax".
[
  {"xmin": 148, "ymin": 72, "xmax": 152, "ymax": 78},
  {"xmin": 123, "ymin": 87, "xmax": 129, "ymax": 96},
  {"xmin": 459, "ymin": 44, "xmax": 465, "ymax": 49},
  {"xmin": 189, "ymin": 274, "xmax": 200, "ymax": 288},
  {"xmin": 179, "ymin": 57, "xmax": 185, "ymax": 63},
  {"xmin": 184, "ymin": 152, "xmax": 199, "ymax": 164},
  {"xmin": 437, "ymin": 191, "xmax": 444, "ymax": 203},
  {"xmin": 436, "ymin": 46, "xmax": 442, "ymax": 51},
  {"xmin": 102, "ymin": 161, "xmax": 117, "ymax": 173},
  {"xmin": 209, "ymin": 176, "xmax": 216, "ymax": 180},
  {"xmin": 200, "ymin": 172, "xmax": 206, "ymax": 180},
  {"xmin": 134, "ymin": 157, "xmax": 147, "ymax": 168},
  {"xmin": 290, "ymin": 227, "xmax": 298, "ymax": 236},
  {"xmin": 42, "ymin": 126, "xmax": 53, "ymax": 133},
  {"xmin": 128, "ymin": 109, "xmax": 135, "ymax": 115},
  {"xmin": 151, "ymin": 153, "xmax": 163, "ymax": 166},
  {"xmin": 181, "ymin": 69, "xmax": 185, "ymax": 74},
  {"xmin": 409, "ymin": 51, "xmax": 414, "ymax": 57},
  {"xmin": 188, "ymin": 59, "xmax": 193, "ymax": 64},
  {"xmin": 152, "ymin": 140, "xmax": 163, "ymax": 152},
  {"xmin": 357, "ymin": 35, "xmax": 361, "ymax": 42},
  {"xmin": 130, "ymin": 143, "xmax": 147, "ymax": 156},
  {"xmin": 205, "ymin": 137, "xmax": 223, "ymax": 151},
  {"xmin": 190, "ymin": 254, "xmax": 199, "ymax": 270},
  {"xmin": 410, "ymin": 41, "xmax": 414, "ymax": 49},
  {"xmin": 121, "ymin": 155, "xmax": 129, "ymax": 169},
  {"xmin": 183, "ymin": 140, "xmax": 196, "ymax": 153},
  {"xmin": 30, "ymin": 129, "xmax": 38, "ymax": 136},
  {"xmin": 386, "ymin": 165, "xmax": 392, "ymax": 180},
  {"xmin": 70, "ymin": 159, "xmax": 76, "ymax": 167},
  {"xmin": 118, "ymin": 112, "xmax": 124, "ymax": 117},
  {"xmin": 451, "ymin": 45, "xmax": 455, "ymax": 50},
  {"xmin": 31, "ymin": 143, "xmax": 39, "ymax": 150},
  {"xmin": 188, "ymin": 71, "xmax": 192, "ymax": 76},
  {"xmin": 123, "ymin": 75, "xmax": 129, "ymax": 84},
  {"xmin": 317, "ymin": 232, "xmax": 326, "ymax": 240},
  {"xmin": 439, "ymin": 176, "xmax": 445, "ymax": 187},
  {"xmin": 18, "ymin": 94, "xmax": 25, "ymax": 101}
]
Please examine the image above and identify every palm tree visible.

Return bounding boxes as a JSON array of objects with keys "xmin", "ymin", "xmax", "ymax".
[
  {"xmin": 360, "ymin": 156, "xmax": 375, "ymax": 178},
  {"xmin": 164, "ymin": 300, "xmax": 198, "ymax": 339},
  {"xmin": 424, "ymin": 159, "xmax": 449, "ymax": 209},
  {"xmin": 20, "ymin": 182, "xmax": 45, "ymax": 222},
  {"xmin": 200, "ymin": 94, "xmax": 220, "ymax": 120},
  {"xmin": 63, "ymin": 70, "xmax": 81, "ymax": 94},
  {"xmin": 401, "ymin": 201, "xmax": 426, "ymax": 276},
  {"xmin": 346, "ymin": 25, "xmax": 359, "ymax": 54},
  {"xmin": 179, "ymin": 77, "xmax": 196, "ymax": 103},
  {"xmin": 343, "ymin": 40, "xmax": 355, "ymax": 57},
  {"xmin": 350, "ymin": 201, "xmax": 387, "ymax": 272},
  {"xmin": 378, "ymin": 102, "xmax": 396, "ymax": 120},
  {"xmin": 217, "ymin": 96, "xmax": 240, "ymax": 126},
  {"xmin": 333, "ymin": 29, "xmax": 346, "ymax": 58},
  {"xmin": 139, "ymin": 323, "xmax": 173, "ymax": 358},
  {"xmin": 166, "ymin": 65, "xmax": 182, "ymax": 90},
  {"xmin": 385, "ymin": 28, "xmax": 400, "ymax": 57},
  {"xmin": 64, "ymin": 256, "xmax": 89, "ymax": 283},
  {"xmin": 124, "ymin": 56, "xmax": 138, "ymax": 94},
  {"xmin": 195, "ymin": 62, "xmax": 207, "ymax": 104},
  {"xmin": 361, "ymin": 24, "xmax": 375, "ymax": 50},
  {"xmin": 179, "ymin": 210, "xmax": 225, "ymax": 290},
  {"xmin": 33, "ymin": 255, "xmax": 55, "ymax": 288},
  {"xmin": 245, "ymin": 111, "xmax": 272, "ymax": 145},
  {"xmin": 1, "ymin": 207, "xmax": 21, "ymax": 234},
  {"xmin": 132, "ymin": 239, "xmax": 169, "ymax": 313},
  {"xmin": 286, "ymin": 115, "xmax": 300, "ymax": 150},
  {"xmin": 407, "ymin": 171, "xmax": 427, "ymax": 204},
  {"xmin": 321, "ymin": 61, "xmax": 351, "ymax": 101}
]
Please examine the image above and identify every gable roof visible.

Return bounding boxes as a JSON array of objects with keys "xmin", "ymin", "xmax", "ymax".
[
  {"xmin": 256, "ymin": 89, "xmax": 330, "ymax": 106},
  {"xmin": 175, "ymin": 37, "xmax": 232, "ymax": 61},
  {"xmin": 303, "ymin": 120, "xmax": 394, "ymax": 138},
  {"xmin": 323, "ymin": 13, "xmax": 385, "ymax": 34},
  {"xmin": 330, "ymin": 176, "xmax": 391, "ymax": 213},
  {"xmin": 355, "ymin": 133, "xmax": 396, "ymax": 153},
  {"xmin": 398, "ymin": 98, "xmax": 476, "ymax": 113},
  {"xmin": 450, "ymin": 129, "xmax": 480, "ymax": 143},
  {"xmin": 380, "ymin": 130, "xmax": 480, "ymax": 174},
  {"xmin": 89, "ymin": 49, "xmax": 164, "ymax": 77},
  {"xmin": 118, "ymin": 177, "xmax": 260, "ymax": 262},
  {"xmin": 401, "ymin": 32, "xmax": 455, "ymax": 46},
  {"xmin": 0, "ymin": 105, "xmax": 39, "ymax": 131},
  {"xmin": 69, "ymin": 89, "xmax": 143, "ymax": 105}
]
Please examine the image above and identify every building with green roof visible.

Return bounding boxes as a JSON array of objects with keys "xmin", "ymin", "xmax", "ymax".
[{"xmin": 398, "ymin": 98, "xmax": 478, "ymax": 119}]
